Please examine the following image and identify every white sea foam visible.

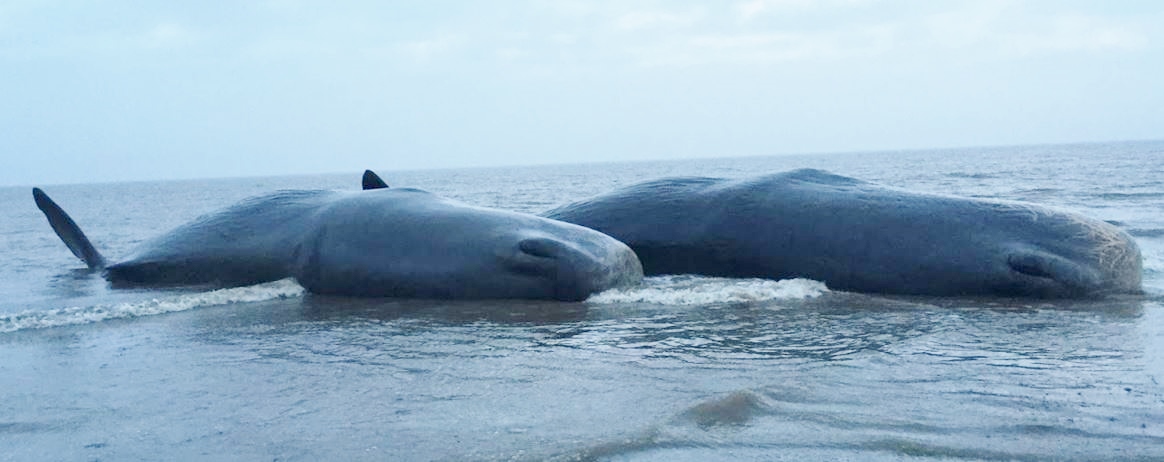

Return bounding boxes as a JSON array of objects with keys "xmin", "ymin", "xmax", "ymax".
[
  {"xmin": 0, "ymin": 279, "xmax": 305, "ymax": 333},
  {"xmin": 587, "ymin": 275, "xmax": 828, "ymax": 305}
]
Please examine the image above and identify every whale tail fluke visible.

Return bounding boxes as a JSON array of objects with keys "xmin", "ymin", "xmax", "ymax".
[
  {"xmin": 32, "ymin": 187, "xmax": 107, "ymax": 270},
  {"xmin": 362, "ymin": 170, "xmax": 389, "ymax": 190}
]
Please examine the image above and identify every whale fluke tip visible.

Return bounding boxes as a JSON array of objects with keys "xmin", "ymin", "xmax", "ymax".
[{"xmin": 32, "ymin": 187, "xmax": 106, "ymax": 270}]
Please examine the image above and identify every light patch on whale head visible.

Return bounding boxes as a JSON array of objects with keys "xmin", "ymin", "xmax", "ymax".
[{"xmin": 1069, "ymin": 215, "xmax": 1140, "ymax": 271}]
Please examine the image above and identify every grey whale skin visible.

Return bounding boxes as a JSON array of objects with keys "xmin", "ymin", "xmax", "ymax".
[
  {"xmin": 33, "ymin": 186, "xmax": 643, "ymax": 301},
  {"xmin": 543, "ymin": 169, "xmax": 1142, "ymax": 298}
]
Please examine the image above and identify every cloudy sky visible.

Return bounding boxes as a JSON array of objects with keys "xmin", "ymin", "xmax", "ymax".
[{"xmin": 2, "ymin": 0, "xmax": 1161, "ymax": 186}]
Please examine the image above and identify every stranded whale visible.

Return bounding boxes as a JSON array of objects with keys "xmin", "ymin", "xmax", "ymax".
[
  {"xmin": 543, "ymin": 169, "xmax": 1142, "ymax": 298},
  {"xmin": 33, "ymin": 182, "xmax": 642, "ymax": 301}
]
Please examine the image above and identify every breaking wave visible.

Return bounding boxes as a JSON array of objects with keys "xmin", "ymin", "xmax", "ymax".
[
  {"xmin": 587, "ymin": 275, "xmax": 828, "ymax": 305},
  {"xmin": 0, "ymin": 279, "xmax": 304, "ymax": 333}
]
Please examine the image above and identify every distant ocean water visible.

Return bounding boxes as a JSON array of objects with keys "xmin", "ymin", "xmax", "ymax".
[{"xmin": 1, "ymin": 140, "xmax": 1163, "ymax": 460}]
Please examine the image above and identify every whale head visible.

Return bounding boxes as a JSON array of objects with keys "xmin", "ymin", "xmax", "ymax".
[{"xmin": 989, "ymin": 205, "xmax": 1142, "ymax": 298}]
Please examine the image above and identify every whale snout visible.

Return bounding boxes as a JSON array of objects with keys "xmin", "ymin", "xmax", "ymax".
[
  {"xmin": 1000, "ymin": 229, "xmax": 1143, "ymax": 298},
  {"xmin": 508, "ymin": 235, "xmax": 642, "ymax": 301}
]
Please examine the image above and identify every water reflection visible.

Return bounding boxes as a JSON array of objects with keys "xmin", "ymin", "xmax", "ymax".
[
  {"xmin": 297, "ymin": 295, "xmax": 592, "ymax": 325},
  {"xmin": 180, "ymin": 289, "xmax": 1151, "ymax": 370},
  {"xmin": 531, "ymin": 295, "xmax": 934, "ymax": 363}
]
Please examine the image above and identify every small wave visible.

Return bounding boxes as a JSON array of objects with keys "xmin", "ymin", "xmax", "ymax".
[
  {"xmin": 1098, "ymin": 192, "xmax": 1164, "ymax": 201},
  {"xmin": 1015, "ymin": 187, "xmax": 1064, "ymax": 195},
  {"xmin": 1129, "ymin": 228, "xmax": 1164, "ymax": 238},
  {"xmin": 0, "ymin": 279, "xmax": 304, "ymax": 333},
  {"xmin": 945, "ymin": 172, "xmax": 998, "ymax": 179},
  {"xmin": 587, "ymin": 275, "xmax": 828, "ymax": 305}
]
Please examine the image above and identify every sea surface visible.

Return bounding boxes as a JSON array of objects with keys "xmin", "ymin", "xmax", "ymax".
[{"xmin": 2, "ymin": 141, "xmax": 1164, "ymax": 461}]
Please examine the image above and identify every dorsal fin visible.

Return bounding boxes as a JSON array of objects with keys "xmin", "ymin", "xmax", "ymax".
[
  {"xmin": 362, "ymin": 170, "xmax": 389, "ymax": 190},
  {"xmin": 32, "ymin": 188, "xmax": 106, "ymax": 270}
]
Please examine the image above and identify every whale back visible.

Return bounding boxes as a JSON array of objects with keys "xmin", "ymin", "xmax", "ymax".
[{"xmin": 106, "ymin": 190, "xmax": 334, "ymax": 287}]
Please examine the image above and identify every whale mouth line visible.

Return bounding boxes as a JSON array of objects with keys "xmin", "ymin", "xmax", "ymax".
[{"xmin": 505, "ymin": 259, "xmax": 557, "ymax": 278}]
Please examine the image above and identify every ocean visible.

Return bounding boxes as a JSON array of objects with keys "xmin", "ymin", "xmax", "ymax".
[{"xmin": 2, "ymin": 140, "xmax": 1163, "ymax": 461}]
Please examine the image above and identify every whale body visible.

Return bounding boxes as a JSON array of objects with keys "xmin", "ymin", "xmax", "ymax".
[
  {"xmin": 34, "ymin": 185, "xmax": 642, "ymax": 301},
  {"xmin": 543, "ymin": 169, "xmax": 1141, "ymax": 298}
]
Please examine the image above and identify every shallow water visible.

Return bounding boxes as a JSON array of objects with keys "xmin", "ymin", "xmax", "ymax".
[{"xmin": 2, "ymin": 141, "xmax": 1164, "ymax": 460}]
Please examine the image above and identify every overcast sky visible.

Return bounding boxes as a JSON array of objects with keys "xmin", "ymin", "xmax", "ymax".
[{"xmin": 2, "ymin": 0, "xmax": 1161, "ymax": 186}]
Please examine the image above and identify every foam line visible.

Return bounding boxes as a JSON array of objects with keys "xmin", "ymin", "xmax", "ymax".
[{"xmin": 0, "ymin": 279, "xmax": 304, "ymax": 333}]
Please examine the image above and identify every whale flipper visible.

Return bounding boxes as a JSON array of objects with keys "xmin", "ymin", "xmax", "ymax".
[
  {"xmin": 32, "ymin": 188, "xmax": 107, "ymax": 270},
  {"xmin": 362, "ymin": 170, "xmax": 389, "ymax": 190}
]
